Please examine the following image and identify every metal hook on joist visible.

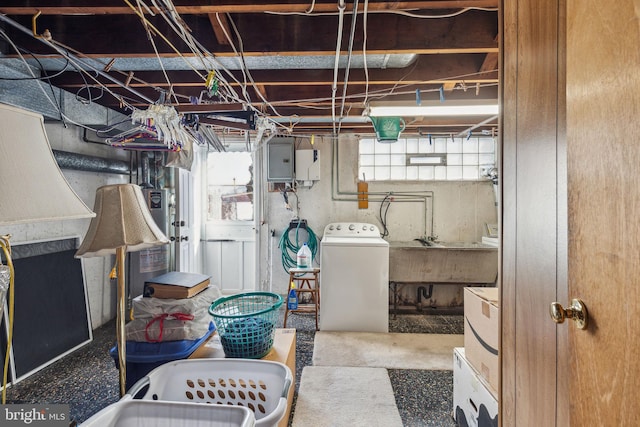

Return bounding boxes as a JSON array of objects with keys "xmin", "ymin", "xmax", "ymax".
[{"xmin": 31, "ymin": 11, "xmax": 52, "ymax": 41}]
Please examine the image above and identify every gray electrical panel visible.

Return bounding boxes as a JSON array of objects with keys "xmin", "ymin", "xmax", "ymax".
[{"xmin": 267, "ymin": 137, "xmax": 295, "ymax": 182}]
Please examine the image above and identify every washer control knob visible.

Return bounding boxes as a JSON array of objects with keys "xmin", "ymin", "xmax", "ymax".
[
  {"xmin": 336, "ymin": 225, "xmax": 342, "ymax": 230},
  {"xmin": 349, "ymin": 224, "xmax": 355, "ymax": 231},
  {"xmin": 328, "ymin": 225, "xmax": 334, "ymax": 230},
  {"xmin": 362, "ymin": 225, "xmax": 367, "ymax": 230},
  {"xmin": 370, "ymin": 226, "xmax": 375, "ymax": 231}
]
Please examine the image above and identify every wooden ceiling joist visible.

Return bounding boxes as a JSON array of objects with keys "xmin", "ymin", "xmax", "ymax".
[
  {"xmin": 0, "ymin": 1, "xmax": 499, "ymax": 16},
  {"xmin": 208, "ymin": 13, "xmax": 231, "ymax": 45}
]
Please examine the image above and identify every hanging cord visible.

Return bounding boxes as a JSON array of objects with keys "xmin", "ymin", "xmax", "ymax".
[
  {"xmin": 361, "ymin": 0, "xmax": 370, "ymax": 108},
  {"xmin": 278, "ymin": 222, "xmax": 319, "ymax": 272},
  {"xmin": 0, "ymin": 236, "xmax": 15, "ymax": 404},
  {"xmin": 379, "ymin": 193, "xmax": 392, "ymax": 238}
]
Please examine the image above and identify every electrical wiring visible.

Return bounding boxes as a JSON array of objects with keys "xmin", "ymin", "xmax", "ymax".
[
  {"xmin": 331, "ymin": 0, "xmax": 346, "ymax": 135},
  {"xmin": 263, "ymin": 80, "xmax": 500, "ymax": 111},
  {"xmin": 0, "ymin": 40, "xmax": 70, "ymax": 82},
  {"xmin": 128, "ymin": 0, "xmax": 278, "ymax": 118},
  {"xmin": 264, "ymin": 7, "xmax": 498, "ymax": 18},
  {"xmin": 76, "ymin": 84, "xmax": 104, "ymax": 104},
  {"xmin": 379, "ymin": 193, "xmax": 392, "ymax": 238},
  {"xmin": 218, "ymin": 13, "xmax": 285, "ymax": 118},
  {"xmin": 0, "ymin": 28, "xmax": 68, "ymax": 122},
  {"xmin": 214, "ymin": 13, "xmax": 252, "ymax": 106},
  {"xmin": 128, "ymin": 0, "xmax": 252, "ymax": 107},
  {"xmin": 124, "ymin": 0, "xmax": 206, "ymax": 81},
  {"xmin": 127, "ymin": 0, "xmax": 251, "ymax": 107},
  {"xmin": 362, "ymin": 0, "xmax": 370, "ymax": 108},
  {"xmin": 304, "ymin": 0, "xmax": 317, "ymax": 14},
  {"xmin": 337, "ymin": 0, "xmax": 360, "ymax": 135}
]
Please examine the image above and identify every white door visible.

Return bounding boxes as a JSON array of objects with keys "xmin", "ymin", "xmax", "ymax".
[
  {"xmin": 203, "ymin": 150, "xmax": 255, "ymax": 292},
  {"xmin": 175, "ymin": 167, "xmax": 194, "ymax": 272}
]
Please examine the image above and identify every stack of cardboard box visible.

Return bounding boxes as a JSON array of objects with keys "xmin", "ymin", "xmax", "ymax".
[{"xmin": 453, "ymin": 287, "xmax": 499, "ymax": 427}]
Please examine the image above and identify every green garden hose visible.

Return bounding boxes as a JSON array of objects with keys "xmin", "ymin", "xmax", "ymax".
[{"xmin": 278, "ymin": 221, "xmax": 319, "ymax": 272}]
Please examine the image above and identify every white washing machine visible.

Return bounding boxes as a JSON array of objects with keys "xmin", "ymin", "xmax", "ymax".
[{"xmin": 319, "ymin": 222, "xmax": 389, "ymax": 332}]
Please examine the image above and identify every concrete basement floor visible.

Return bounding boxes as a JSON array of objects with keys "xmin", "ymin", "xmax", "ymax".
[{"xmin": 4, "ymin": 306, "xmax": 463, "ymax": 426}]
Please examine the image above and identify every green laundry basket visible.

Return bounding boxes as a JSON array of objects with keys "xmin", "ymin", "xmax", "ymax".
[{"xmin": 209, "ymin": 292, "xmax": 283, "ymax": 359}]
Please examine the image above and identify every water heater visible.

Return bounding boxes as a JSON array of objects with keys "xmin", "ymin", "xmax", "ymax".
[{"xmin": 129, "ymin": 188, "xmax": 172, "ymax": 298}]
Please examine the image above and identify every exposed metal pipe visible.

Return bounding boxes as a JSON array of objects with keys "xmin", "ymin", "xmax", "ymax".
[
  {"xmin": 140, "ymin": 152, "xmax": 153, "ymax": 188},
  {"xmin": 455, "ymin": 115, "xmax": 499, "ymax": 137},
  {"xmin": 330, "ymin": 135, "xmax": 436, "ymax": 237},
  {"xmin": 52, "ymin": 150, "xmax": 131, "ymax": 175},
  {"xmin": 338, "ymin": 0, "xmax": 360, "ymax": 130},
  {"xmin": 331, "ymin": 0, "xmax": 347, "ymax": 136}
]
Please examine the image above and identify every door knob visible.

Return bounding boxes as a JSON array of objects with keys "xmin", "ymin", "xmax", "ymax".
[{"xmin": 549, "ymin": 298, "xmax": 588, "ymax": 329}]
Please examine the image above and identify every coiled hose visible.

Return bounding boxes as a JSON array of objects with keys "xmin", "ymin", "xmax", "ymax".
[{"xmin": 278, "ymin": 222, "xmax": 319, "ymax": 273}]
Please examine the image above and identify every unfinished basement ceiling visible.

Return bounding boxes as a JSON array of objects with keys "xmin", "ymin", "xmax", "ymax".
[{"xmin": 0, "ymin": 1, "xmax": 499, "ymax": 137}]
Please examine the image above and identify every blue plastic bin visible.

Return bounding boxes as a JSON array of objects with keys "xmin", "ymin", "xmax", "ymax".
[{"xmin": 110, "ymin": 322, "xmax": 215, "ymax": 390}]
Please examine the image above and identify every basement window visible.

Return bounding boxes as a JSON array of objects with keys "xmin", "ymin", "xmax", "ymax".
[{"xmin": 358, "ymin": 136, "xmax": 496, "ymax": 181}]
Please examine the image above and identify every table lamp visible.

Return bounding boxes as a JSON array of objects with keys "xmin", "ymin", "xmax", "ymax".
[
  {"xmin": 75, "ymin": 183, "xmax": 169, "ymax": 396},
  {"xmin": 0, "ymin": 103, "xmax": 96, "ymax": 403}
]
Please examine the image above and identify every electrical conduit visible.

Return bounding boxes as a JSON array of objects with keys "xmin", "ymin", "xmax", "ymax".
[
  {"xmin": 331, "ymin": 0, "xmax": 346, "ymax": 136},
  {"xmin": 330, "ymin": 135, "xmax": 436, "ymax": 238}
]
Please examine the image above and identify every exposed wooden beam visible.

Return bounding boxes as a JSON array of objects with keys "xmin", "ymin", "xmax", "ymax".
[
  {"xmin": 208, "ymin": 13, "xmax": 231, "ymax": 45},
  {"xmin": 479, "ymin": 35, "xmax": 499, "ymax": 73},
  {"xmin": 254, "ymin": 84, "xmax": 268, "ymax": 100},
  {"xmin": 54, "ymin": 77, "xmax": 498, "ymax": 89},
  {"xmin": 2, "ymin": 11, "xmax": 497, "ymax": 56},
  {"xmin": 2, "ymin": 48, "xmax": 497, "ymax": 59},
  {"xmin": 479, "ymin": 52, "xmax": 498, "ymax": 73},
  {"xmin": 442, "ymin": 81, "xmax": 457, "ymax": 92},
  {"xmin": 0, "ymin": 1, "xmax": 499, "ymax": 16}
]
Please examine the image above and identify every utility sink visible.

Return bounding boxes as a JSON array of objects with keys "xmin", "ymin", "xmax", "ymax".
[{"xmin": 388, "ymin": 240, "xmax": 498, "ymax": 284}]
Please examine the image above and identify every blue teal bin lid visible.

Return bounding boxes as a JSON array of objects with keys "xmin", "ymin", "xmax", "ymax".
[{"xmin": 109, "ymin": 322, "xmax": 215, "ymax": 363}]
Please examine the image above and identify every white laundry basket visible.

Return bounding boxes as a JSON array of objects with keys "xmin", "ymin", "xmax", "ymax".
[
  {"xmin": 125, "ymin": 358, "xmax": 292, "ymax": 427},
  {"xmin": 80, "ymin": 397, "xmax": 255, "ymax": 427}
]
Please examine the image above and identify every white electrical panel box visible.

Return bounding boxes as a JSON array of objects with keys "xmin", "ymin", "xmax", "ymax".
[{"xmin": 295, "ymin": 149, "xmax": 320, "ymax": 182}]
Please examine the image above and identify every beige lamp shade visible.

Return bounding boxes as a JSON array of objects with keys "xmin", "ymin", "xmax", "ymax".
[
  {"xmin": 76, "ymin": 184, "xmax": 170, "ymax": 257},
  {"xmin": 0, "ymin": 103, "xmax": 95, "ymax": 225}
]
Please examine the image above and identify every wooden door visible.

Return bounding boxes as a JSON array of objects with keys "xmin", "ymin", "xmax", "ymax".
[
  {"xmin": 501, "ymin": 0, "xmax": 566, "ymax": 424},
  {"xmin": 565, "ymin": 0, "xmax": 640, "ymax": 424},
  {"xmin": 502, "ymin": 0, "xmax": 640, "ymax": 425}
]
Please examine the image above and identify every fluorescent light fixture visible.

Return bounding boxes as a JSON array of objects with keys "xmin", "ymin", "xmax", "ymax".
[{"xmin": 368, "ymin": 101, "xmax": 499, "ymax": 117}]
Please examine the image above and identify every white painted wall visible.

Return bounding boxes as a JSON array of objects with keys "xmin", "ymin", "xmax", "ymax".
[
  {"xmin": 2, "ymin": 121, "xmax": 130, "ymax": 329},
  {"xmin": 3, "ymin": 124, "xmax": 496, "ymax": 330},
  {"xmin": 258, "ymin": 134, "xmax": 498, "ymax": 307}
]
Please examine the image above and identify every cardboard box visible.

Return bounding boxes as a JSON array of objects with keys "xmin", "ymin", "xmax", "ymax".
[
  {"xmin": 453, "ymin": 347, "xmax": 498, "ymax": 427},
  {"xmin": 464, "ymin": 287, "xmax": 499, "ymax": 396},
  {"xmin": 189, "ymin": 328, "xmax": 296, "ymax": 427}
]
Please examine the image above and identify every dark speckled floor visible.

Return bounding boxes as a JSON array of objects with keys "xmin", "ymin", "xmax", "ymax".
[{"xmin": 4, "ymin": 306, "xmax": 463, "ymax": 426}]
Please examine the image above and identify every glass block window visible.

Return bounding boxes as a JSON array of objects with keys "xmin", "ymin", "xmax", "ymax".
[{"xmin": 358, "ymin": 136, "xmax": 496, "ymax": 181}]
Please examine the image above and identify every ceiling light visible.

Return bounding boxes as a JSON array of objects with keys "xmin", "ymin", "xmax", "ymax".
[{"xmin": 367, "ymin": 101, "xmax": 499, "ymax": 117}]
